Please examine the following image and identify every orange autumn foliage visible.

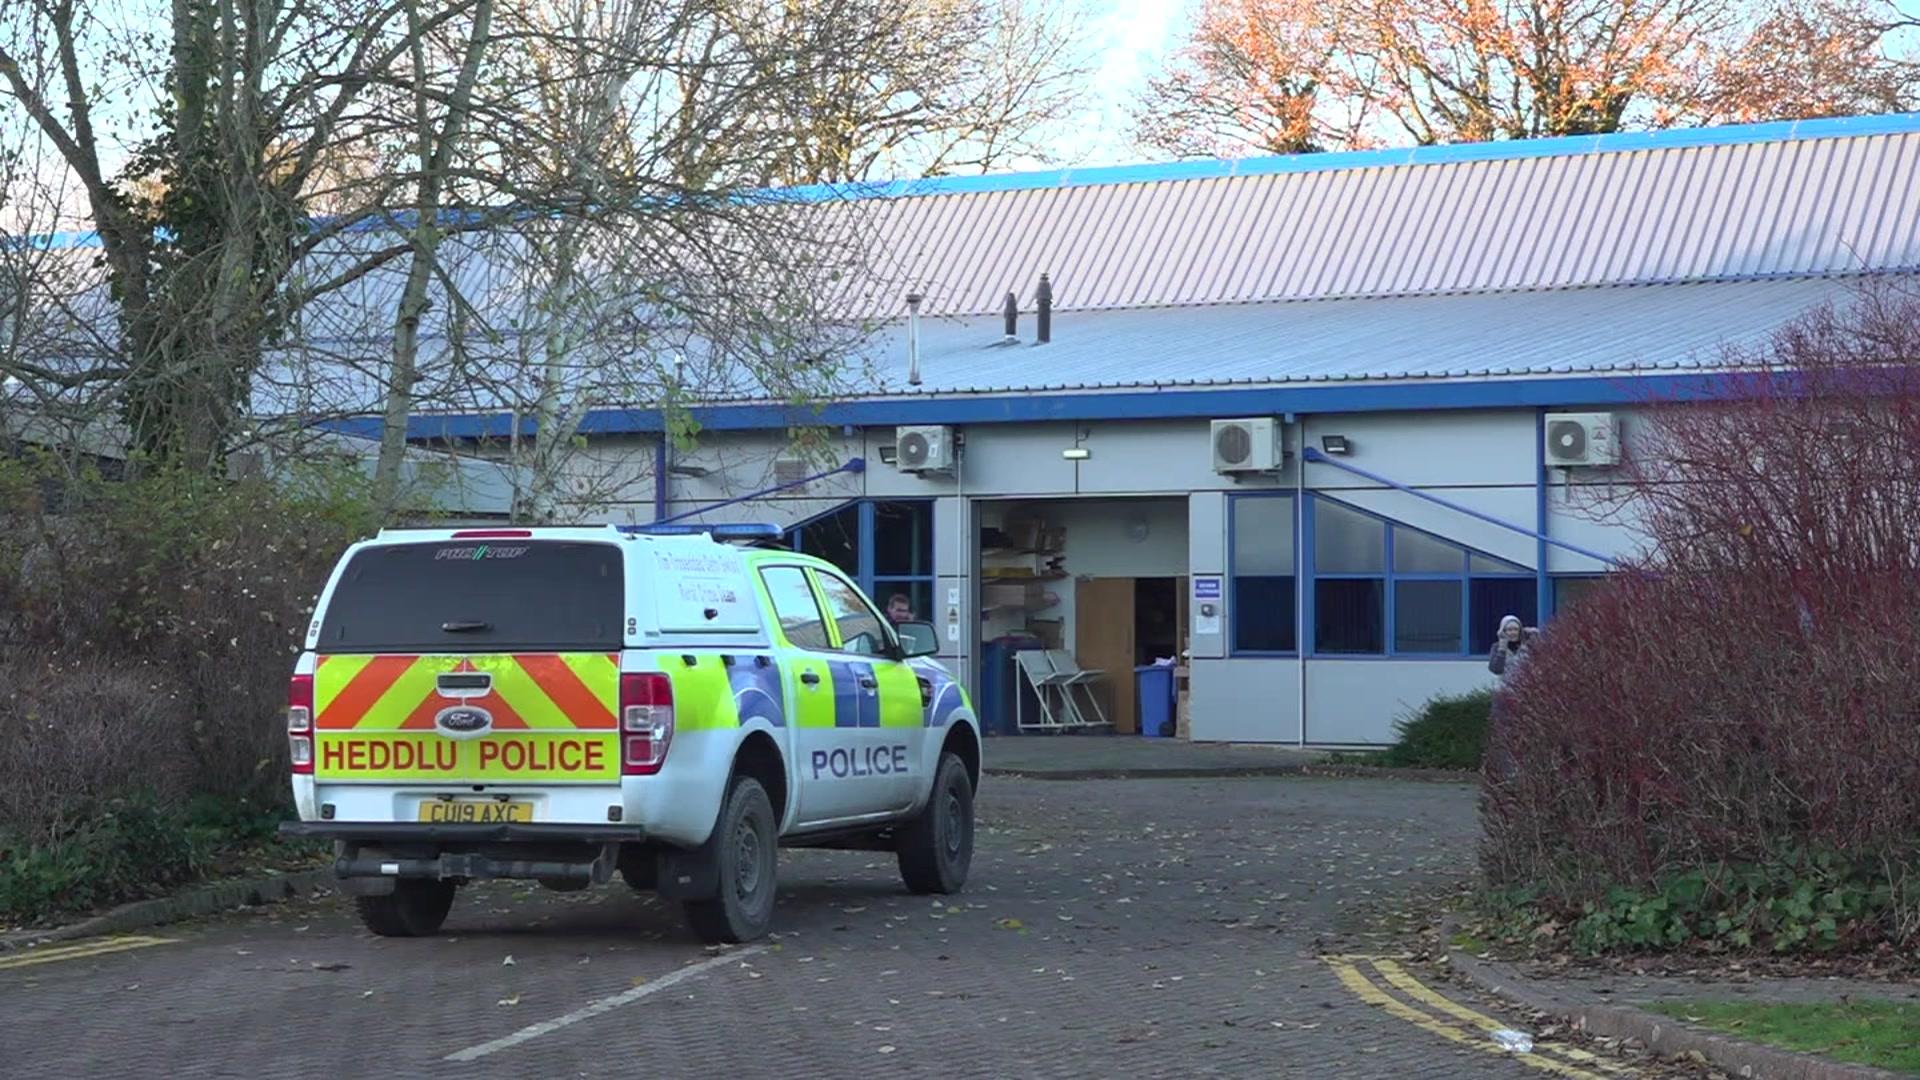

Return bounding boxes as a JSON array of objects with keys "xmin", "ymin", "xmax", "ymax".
[{"xmin": 1138, "ymin": 0, "xmax": 1919, "ymax": 156}]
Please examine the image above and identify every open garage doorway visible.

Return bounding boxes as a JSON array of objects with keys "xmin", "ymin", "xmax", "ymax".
[{"xmin": 974, "ymin": 497, "xmax": 1190, "ymax": 737}]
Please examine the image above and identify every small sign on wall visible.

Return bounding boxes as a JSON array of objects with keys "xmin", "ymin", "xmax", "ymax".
[{"xmin": 1192, "ymin": 576, "xmax": 1223, "ymax": 637}]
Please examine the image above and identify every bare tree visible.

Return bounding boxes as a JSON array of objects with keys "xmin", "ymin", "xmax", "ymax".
[{"xmin": 672, "ymin": 0, "xmax": 1091, "ymax": 186}]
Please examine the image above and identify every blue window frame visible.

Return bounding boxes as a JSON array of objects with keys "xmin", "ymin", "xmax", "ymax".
[
  {"xmin": 1227, "ymin": 493, "xmax": 1297, "ymax": 655},
  {"xmin": 792, "ymin": 499, "xmax": 936, "ymax": 626},
  {"xmin": 1305, "ymin": 494, "xmax": 1538, "ymax": 658}
]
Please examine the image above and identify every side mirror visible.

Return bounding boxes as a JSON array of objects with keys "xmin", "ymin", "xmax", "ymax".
[{"xmin": 895, "ymin": 621, "xmax": 939, "ymax": 658}]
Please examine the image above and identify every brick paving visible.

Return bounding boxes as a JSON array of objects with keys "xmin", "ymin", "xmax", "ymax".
[{"xmin": 0, "ymin": 775, "xmax": 1662, "ymax": 1078}]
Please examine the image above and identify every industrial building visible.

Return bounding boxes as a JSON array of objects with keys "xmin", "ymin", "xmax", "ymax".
[{"xmin": 331, "ymin": 113, "xmax": 1920, "ymax": 742}]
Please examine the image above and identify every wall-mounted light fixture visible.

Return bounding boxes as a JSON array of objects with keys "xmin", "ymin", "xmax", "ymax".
[
  {"xmin": 1320, "ymin": 434, "xmax": 1352, "ymax": 455},
  {"xmin": 878, "ymin": 445, "xmax": 898, "ymax": 465},
  {"xmin": 1062, "ymin": 448, "xmax": 1091, "ymax": 461}
]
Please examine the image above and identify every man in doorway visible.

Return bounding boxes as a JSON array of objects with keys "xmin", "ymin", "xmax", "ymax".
[{"xmin": 886, "ymin": 593, "xmax": 915, "ymax": 625}]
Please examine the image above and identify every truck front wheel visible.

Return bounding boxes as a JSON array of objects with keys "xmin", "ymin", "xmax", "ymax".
[
  {"xmin": 897, "ymin": 752, "xmax": 974, "ymax": 894},
  {"xmin": 682, "ymin": 775, "xmax": 778, "ymax": 944}
]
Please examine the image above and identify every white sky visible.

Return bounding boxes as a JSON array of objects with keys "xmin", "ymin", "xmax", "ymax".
[{"xmin": 1051, "ymin": 0, "xmax": 1190, "ymax": 168}]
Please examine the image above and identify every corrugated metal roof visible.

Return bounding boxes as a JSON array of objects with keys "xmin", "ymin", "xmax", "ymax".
[
  {"xmin": 826, "ymin": 275, "xmax": 1902, "ymax": 399},
  {"xmin": 839, "ymin": 120, "xmax": 1920, "ymax": 317}
]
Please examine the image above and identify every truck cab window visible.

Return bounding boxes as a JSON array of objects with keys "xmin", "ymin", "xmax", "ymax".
[{"xmin": 815, "ymin": 573, "xmax": 890, "ymax": 656}]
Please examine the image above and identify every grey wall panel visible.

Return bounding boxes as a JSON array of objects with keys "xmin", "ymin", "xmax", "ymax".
[
  {"xmin": 1073, "ymin": 419, "xmax": 1294, "ymax": 493},
  {"xmin": 1302, "ymin": 409, "xmax": 1537, "ymax": 488},
  {"xmin": 952, "ymin": 423, "xmax": 1079, "ymax": 494},
  {"xmin": 1188, "ymin": 493, "xmax": 1228, "ymax": 661},
  {"xmin": 1188, "ymin": 659, "xmax": 1301, "ymax": 743},
  {"xmin": 1303, "ymin": 660, "xmax": 1492, "ymax": 744}
]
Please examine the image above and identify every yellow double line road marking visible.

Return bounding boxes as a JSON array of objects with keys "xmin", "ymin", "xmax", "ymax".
[
  {"xmin": 0, "ymin": 935, "xmax": 177, "ymax": 971},
  {"xmin": 1322, "ymin": 954, "xmax": 1634, "ymax": 1079}
]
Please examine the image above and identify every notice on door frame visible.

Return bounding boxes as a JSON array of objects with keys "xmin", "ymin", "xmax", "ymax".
[{"xmin": 1192, "ymin": 576, "xmax": 1223, "ymax": 637}]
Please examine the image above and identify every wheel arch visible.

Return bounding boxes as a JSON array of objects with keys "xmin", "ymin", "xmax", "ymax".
[
  {"xmin": 940, "ymin": 718, "xmax": 981, "ymax": 792},
  {"xmin": 731, "ymin": 729, "xmax": 789, "ymax": 826}
]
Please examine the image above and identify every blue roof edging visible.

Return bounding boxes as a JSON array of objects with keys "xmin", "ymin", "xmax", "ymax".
[
  {"xmin": 773, "ymin": 112, "xmax": 1920, "ymax": 202},
  {"xmin": 326, "ymin": 371, "xmax": 1747, "ymax": 442}
]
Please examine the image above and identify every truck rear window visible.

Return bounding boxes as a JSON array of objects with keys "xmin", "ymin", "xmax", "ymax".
[{"xmin": 316, "ymin": 541, "xmax": 624, "ymax": 652}]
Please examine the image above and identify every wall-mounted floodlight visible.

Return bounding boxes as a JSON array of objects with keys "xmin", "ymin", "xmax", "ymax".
[{"xmin": 1320, "ymin": 435, "xmax": 1352, "ymax": 455}]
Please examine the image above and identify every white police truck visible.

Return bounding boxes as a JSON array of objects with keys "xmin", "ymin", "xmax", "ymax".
[{"xmin": 280, "ymin": 523, "xmax": 981, "ymax": 944}]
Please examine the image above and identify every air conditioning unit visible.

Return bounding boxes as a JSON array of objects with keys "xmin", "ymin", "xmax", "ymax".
[
  {"xmin": 895, "ymin": 425, "xmax": 956, "ymax": 473},
  {"xmin": 1543, "ymin": 412, "xmax": 1620, "ymax": 467},
  {"xmin": 1211, "ymin": 418, "xmax": 1286, "ymax": 474}
]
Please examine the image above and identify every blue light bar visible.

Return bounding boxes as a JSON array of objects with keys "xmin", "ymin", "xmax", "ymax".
[{"xmin": 617, "ymin": 523, "xmax": 785, "ymax": 540}]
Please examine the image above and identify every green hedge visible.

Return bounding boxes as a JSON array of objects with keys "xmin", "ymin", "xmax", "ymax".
[{"xmin": 1380, "ymin": 689, "xmax": 1491, "ymax": 770}]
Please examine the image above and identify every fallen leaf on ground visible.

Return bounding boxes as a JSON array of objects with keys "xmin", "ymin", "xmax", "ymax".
[{"xmin": 498, "ymin": 994, "xmax": 521, "ymax": 1007}]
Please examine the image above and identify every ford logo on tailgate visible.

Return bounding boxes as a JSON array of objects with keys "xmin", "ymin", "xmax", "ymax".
[{"xmin": 435, "ymin": 705, "xmax": 493, "ymax": 738}]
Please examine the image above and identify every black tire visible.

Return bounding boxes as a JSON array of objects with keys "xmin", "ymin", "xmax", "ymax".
[
  {"xmin": 620, "ymin": 863, "xmax": 657, "ymax": 891},
  {"xmin": 682, "ymin": 776, "xmax": 778, "ymax": 944},
  {"xmin": 897, "ymin": 752, "xmax": 974, "ymax": 895},
  {"xmin": 355, "ymin": 879, "xmax": 456, "ymax": 937}
]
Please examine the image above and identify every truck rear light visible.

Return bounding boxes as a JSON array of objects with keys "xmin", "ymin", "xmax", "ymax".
[
  {"xmin": 620, "ymin": 672, "xmax": 674, "ymax": 775},
  {"xmin": 452, "ymin": 529, "xmax": 533, "ymax": 538},
  {"xmin": 289, "ymin": 673, "xmax": 314, "ymax": 775}
]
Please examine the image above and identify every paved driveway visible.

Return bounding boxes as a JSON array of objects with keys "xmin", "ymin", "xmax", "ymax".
[{"xmin": 0, "ymin": 776, "xmax": 1657, "ymax": 1078}]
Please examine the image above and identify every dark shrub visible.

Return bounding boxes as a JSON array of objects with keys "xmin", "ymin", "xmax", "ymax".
[
  {"xmin": 1480, "ymin": 285, "xmax": 1920, "ymax": 951},
  {"xmin": 1382, "ymin": 689, "xmax": 1490, "ymax": 770},
  {"xmin": 0, "ymin": 457, "xmax": 376, "ymax": 918}
]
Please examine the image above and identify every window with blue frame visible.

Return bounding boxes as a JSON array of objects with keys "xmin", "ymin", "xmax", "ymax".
[
  {"xmin": 1551, "ymin": 574, "xmax": 1609, "ymax": 617},
  {"xmin": 1228, "ymin": 494, "xmax": 1296, "ymax": 654},
  {"xmin": 793, "ymin": 500, "xmax": 936, "ymax": 626},
  {"xmin": 1307, "ymin": 495, "xmax": 1537, "ymax": 657}
]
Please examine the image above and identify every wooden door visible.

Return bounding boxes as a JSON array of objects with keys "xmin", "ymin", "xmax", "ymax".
[
  {"xmin": 1175, "ymin": 575, "xmax": 1190, "ymax": 661},
  {"xmin": 1076, "ymin": 577, "xmax": 1137, "ymax": 733}
]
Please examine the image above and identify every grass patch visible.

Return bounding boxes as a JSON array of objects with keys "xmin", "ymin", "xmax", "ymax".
[
  {"xmin": 1450, "ymin": 930, "xmax": 1489, "ymax": 954},
  {"xmin": 1651, "ymin": 1000, "xmax": 1920, "ymax": 1073}
]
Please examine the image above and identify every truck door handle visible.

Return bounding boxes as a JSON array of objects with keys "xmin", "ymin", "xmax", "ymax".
[
  {"xmin": 858, "ymin": 676, "xmax": 878, "ymax": 690},
  {"xmin": 800, "ymin": 672, "xmax": 821, "ymax": 686}
]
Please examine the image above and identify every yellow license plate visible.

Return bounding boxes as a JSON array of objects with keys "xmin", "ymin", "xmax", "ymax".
[{"xmin": 418, "ymin": 800, "xmax": 533, "ymax": 823}]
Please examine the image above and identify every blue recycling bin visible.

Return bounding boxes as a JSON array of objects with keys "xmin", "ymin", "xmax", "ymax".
[
  {"xmin": 981, "ymin": 636, "xmax": 1044, "ymax": 736},
  {"xmin": 1135, "ymin": 665, "xmax": 1175, "ymax": 738}
]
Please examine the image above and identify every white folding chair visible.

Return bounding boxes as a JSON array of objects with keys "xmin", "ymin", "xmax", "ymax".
[
  {"xmin": 1014, "ymin": 650, "xmax": 1076, "ymax": 731},
  {"xmin": 1045, "ymin": 650, "xmax": 1110, "ymax": 729}
]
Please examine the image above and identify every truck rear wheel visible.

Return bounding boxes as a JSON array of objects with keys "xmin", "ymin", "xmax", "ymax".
[
  {"xmin": 897, "ymin": 752, "xmax": 974, "ymax": 894},
  {"xmin": 682, "ymin": 775, "xmax": 778, "ymax": 944},
  {"xmin": 356, "ymin": 879, "xmax": 456, "ymax": 937}
]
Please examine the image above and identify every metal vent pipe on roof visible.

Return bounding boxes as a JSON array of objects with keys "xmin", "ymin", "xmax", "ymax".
[
  {"xmin": 1002, "ymin": 291, "xmax": 1018, "ymax": 343},
  {"xmin": 905, "ymin": 292, "xmax": 923, "ymax": 386},
  {"xmin": 1036, "ymin": 273, "xmax": 1052, "ymax": 344}
]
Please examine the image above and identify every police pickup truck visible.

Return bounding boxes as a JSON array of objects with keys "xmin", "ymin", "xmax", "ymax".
[{"xmin": 279, "ymin": 523, "xmax": 980, "ymax": 944}]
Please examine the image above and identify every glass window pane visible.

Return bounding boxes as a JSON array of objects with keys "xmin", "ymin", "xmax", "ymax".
[
  {"xmin": 874, "ymin": 580, "xmax": 933, "ymax": 626},
  {"xmin": 1394, "ymin": 527, "xmax": 1466, "ymax": 574},
  {"xmin": 1232, "ymin": 575, "xmax": 1295, "ymax": 653},
  {"xmin": 796, "ymin": 505, "xmax": 859, "ymax": 578},
  {"xmin": 874, "ymin": 502, "xmax": 933, "ymax": 576},
  {"xmin": 761, "ymin": 566, "xmax": 832, "ymax": 650},
  {"xmin": 1469, "ymin": 578, "xmax": 1539, "ymax": 652},
  {"xmin": 1231, "ymin": 496, "xmax": 1294, "ymax": 575},
  {"xmin": 1314, "ymin": 500, "xmax": 1385, "ymax": 573},
  {"xmin": 1554, "ymin": 575, "xmax": 1606, "ymax": 614},
  {"xmin": 815, "ymin": 572, "xmax": 890, "ymax": 656},
  {"xmin": 1314, "ymin": 578, "xmax": 1384, "ymax": 654},
  {"xmin": 1394, "ymin": 580, "xmax": 1463, "ymax": 653},
  {"xmin": 1471, "ymin": 552, "xmax": 1530, "ymax": 574}
]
